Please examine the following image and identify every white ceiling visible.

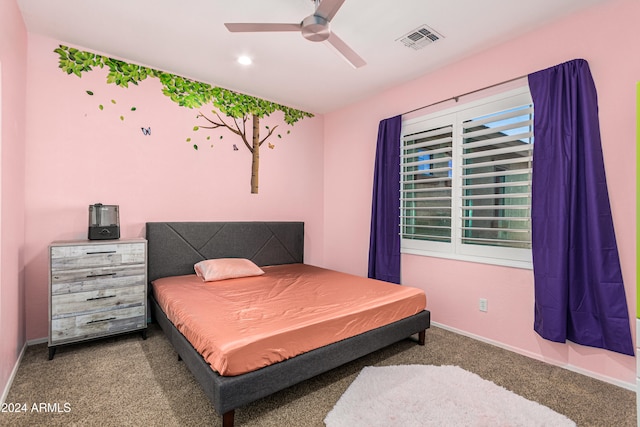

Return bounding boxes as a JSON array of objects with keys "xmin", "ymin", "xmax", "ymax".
[{"xmin": 17, "ymin": 0, "xmax": 609, "ymax": 114}]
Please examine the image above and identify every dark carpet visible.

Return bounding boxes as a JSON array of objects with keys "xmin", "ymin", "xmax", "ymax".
[{"xmin": 1, "ymin": 324, "xmax": 635, "ymax": 426}]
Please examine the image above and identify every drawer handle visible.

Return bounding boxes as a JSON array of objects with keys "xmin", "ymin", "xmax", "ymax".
[
  {"xmin": 86, "ymin": 273, "xmax": 116, "ymax": 278},
  {"xmin": 85, "ymin": 250, "xmax": 117, "ymax": 255},
  {"xmin": 86, "ymin": 295, "xmax": 116, "ymax": 301},
  {"xmin": 86, "ymin": 317, "xmax": 116, "ymax": 325}
]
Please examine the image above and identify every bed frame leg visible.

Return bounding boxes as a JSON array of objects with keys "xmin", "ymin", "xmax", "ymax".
[
  {"xmin": 418, "ymin": 330, "xmax": 426, "ymax": 346},
  {"xmin": 222, "ymin": 410, "xmax": 235, "ymax": 427}
]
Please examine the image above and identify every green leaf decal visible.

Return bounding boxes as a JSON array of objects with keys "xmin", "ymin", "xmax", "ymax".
[{"xmin": 54, "ymin": 44, "xmax": 316, "ymax": 195}]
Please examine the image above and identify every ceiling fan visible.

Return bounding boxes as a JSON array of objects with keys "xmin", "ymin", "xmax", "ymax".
[{"xmin": 224, "ymin": 0, "xmax": 366, "ymax": 68}]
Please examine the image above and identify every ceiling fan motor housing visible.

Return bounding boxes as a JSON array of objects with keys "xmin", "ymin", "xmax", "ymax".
[{"xmin": 301, "ymin": 15, "xmax": 331, "ymax": 42}]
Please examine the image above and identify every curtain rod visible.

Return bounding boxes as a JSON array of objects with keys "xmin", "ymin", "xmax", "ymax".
[{"xmin": 402, "ymin": 73, "xmax": 529, "ymax": 116}]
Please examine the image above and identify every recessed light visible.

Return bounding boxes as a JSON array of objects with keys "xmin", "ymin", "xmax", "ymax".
[{"xmin": 237, "ymin": 56, "xmax": 252, "ymax": 65}]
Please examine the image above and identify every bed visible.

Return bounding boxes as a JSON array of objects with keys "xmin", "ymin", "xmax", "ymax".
[{"xmin": 146, "ymin": 221, "xmax": 431, "ymax": 427}]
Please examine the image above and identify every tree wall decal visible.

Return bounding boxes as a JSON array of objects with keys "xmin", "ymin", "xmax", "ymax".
[{"xmin": 55, "ymin": 45, "xmax": 314, "ymax": 193}]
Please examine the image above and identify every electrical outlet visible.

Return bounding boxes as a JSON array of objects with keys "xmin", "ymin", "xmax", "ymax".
[{"xmin": 479, "ymin": 298, "xmax": 488, "ymax": 312}]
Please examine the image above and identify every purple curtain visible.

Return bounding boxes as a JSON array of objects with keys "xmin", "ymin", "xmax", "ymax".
[
  {"xmin": 528, "ymin": 59, "xmax": 633, "ymax": 355},
  {"xmin": 368, "ymin": 115, "xmax": 402, "ymax": 284}
]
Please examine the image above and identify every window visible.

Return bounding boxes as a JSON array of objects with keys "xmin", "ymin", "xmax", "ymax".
[{"xmin": 400, "ymin": 87, "xmax": 533, "ymax": 268}]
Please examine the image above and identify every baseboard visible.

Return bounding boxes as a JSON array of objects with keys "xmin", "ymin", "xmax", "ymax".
[
  {"xmin": 27, "ymin": 337, "xmax": 47, "ymax": 346},
  {"xmin": 431, "ymin": 322, "xmax": 636, "ymax": 392},
  {"xmin": 0, "ymin": 341, "xmax": 28, "ymax": 405}
]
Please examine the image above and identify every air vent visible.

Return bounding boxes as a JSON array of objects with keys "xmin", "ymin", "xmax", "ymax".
[{"xmin": 397, "ymin": 25, "xmax": 443, "ymax": 50}]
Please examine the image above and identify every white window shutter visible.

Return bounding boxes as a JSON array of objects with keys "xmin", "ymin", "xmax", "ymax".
[{"xmin": 400, "ymin": 87, "xmax": 534, "ymax": 268}]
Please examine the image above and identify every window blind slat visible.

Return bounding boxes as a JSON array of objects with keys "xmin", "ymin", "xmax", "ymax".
[
  {"xmin": 460, "ymin": 204, "xmax": 530, "ymax": 210},
  {"xmin": 402, "ymin": 176, "xmax": 451, "ymax": 185},
  {"xmin": 462, "ymin": 156, "xmax": 532, "ymax": 171},
  {"xmin": 462, "ymin": 106, "xmax": 533, "ymax": 129},
  {"xmin": 463, "ymin": 133, "xmax": 533, "ymax": 157},
  {"xmin": 462, "ymin": 181, "xmax": 531, "ymax": 191},
  {"xmin": 404, "ymin": 126, "xmax": 453, "ymax": 142},
  {"xmin": 401, "ymin": 186, "xmax": 452, "ymax": 194},
  {"xmin": 462, "ymin": 216, "xmax": 530, "ymax": 222},
  {"xmin": 462, "ymin": 192, "xmax": 531, "ymax": 200},
  {"xmin": 402, "ymin": 146, "xmax": 452, "ymax": 159},
  {"xmin": 403, "ymin": 155, "xmax": 452, "ymax": 168}
]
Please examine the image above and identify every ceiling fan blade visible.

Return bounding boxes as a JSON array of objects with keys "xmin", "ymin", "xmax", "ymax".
[
  {"xmin": 315, "ymin": 0, "xmax": 346, "ymax": 21},
  {"xmin": 224, "ymin": 23, "xmax": 301, "ymax": 32},
  {"xmin": 326, "ymin": 32, "xmax": 366, "ymax": 68}
]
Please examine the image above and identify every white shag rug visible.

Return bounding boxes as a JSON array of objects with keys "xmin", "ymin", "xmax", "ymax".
[{"xmin": 324, "ymin": 365, "xmax": 576, "ymax": 427}]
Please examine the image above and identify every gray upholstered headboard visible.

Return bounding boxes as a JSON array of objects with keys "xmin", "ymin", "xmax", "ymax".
[{"xmin": 146, "ymin": 222, "xmax": 304, "ymax": 282}]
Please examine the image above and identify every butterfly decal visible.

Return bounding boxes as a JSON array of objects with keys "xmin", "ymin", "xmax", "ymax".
[
  {"xmin": 233, "ymin": 144, "xmax": 239, "ymax": 151},
  {"xmin": 268, "ymin": 143, "xmax": 275, "ymax": 149},
  {"xmin": 141, "ymin": 127, "xmax": 151, "ymax": 135}
]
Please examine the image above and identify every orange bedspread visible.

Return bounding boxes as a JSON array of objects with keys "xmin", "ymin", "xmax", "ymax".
[{"xmin": 152, "ymin": 263, "xmax": 427, "ymax": 376}]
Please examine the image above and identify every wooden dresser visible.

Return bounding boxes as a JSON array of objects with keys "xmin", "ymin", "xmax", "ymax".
[{"xmin": 48, "ymin": 238, "xmax": 147, "ymax": 359}]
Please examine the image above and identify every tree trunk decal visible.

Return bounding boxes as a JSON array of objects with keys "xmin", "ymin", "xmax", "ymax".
[
  {"xmin": 54, "ymin": 45, "xmax": 313, "ymax": 194},
  {"xmin": 252, "ymin": 115, "xmax": 260, "ymax": 194}
]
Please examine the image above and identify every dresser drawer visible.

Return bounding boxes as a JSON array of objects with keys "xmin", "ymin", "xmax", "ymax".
[
  {"xmin": 51, "ymin": 264, "xmax": 146, "ymax": 295},
  {"xmin": 51, "ymin": 242, "xmax": 145, "ymax": 270},
  {"xmin": 51, "ymin": 284, "xmax": 145, "ymax": 318},
  {"xmin": 51, "ymin": 305, "xmax": 146, "ymax": 345}
]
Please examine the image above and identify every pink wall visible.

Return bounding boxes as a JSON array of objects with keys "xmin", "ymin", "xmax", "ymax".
[
  {"xmin": 0, "ymin": 0, "xmax": 27, "ymax": 398},
  {"xmin": 324, "ymin": 0, "xmax": 639, "ymax": 386},
  {"xmin": 23, "ymin": 35, "xmax": 325, "ymax": 340}
]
